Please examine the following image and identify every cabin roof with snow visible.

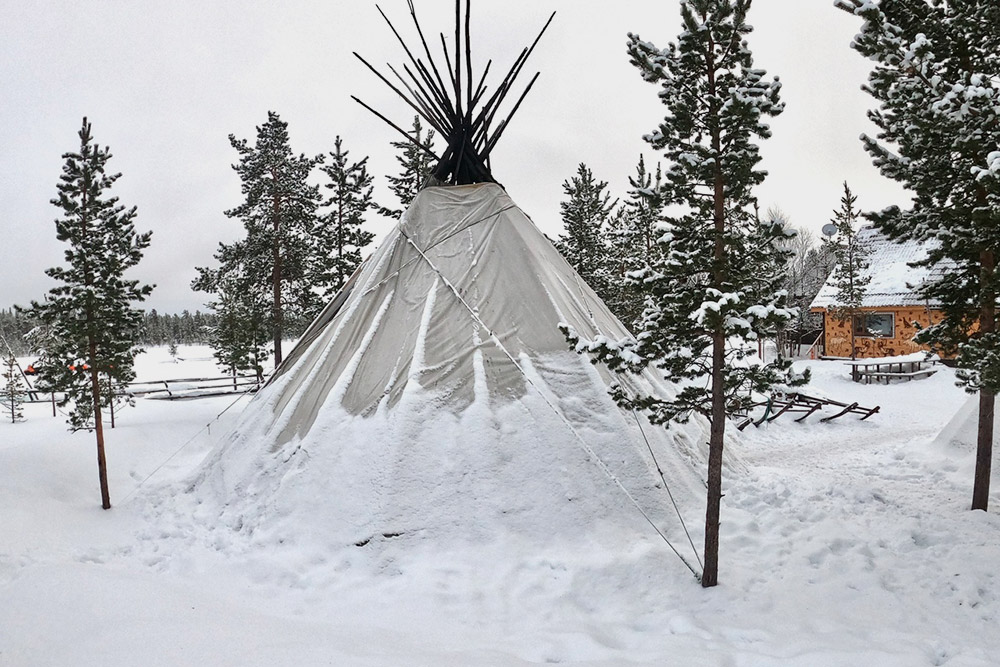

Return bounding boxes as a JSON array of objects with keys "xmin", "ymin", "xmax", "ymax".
[{"xmin": 810, "ymin": 226, "xmax": 947, "ymax": 310}]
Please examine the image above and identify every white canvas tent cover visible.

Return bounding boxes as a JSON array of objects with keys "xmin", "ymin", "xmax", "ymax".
[
  {"xmin": 934, "ymin": 394, "xmax": 997, "ymax": 452},
  {"xmin": 199, "ymin": 183, "xmax": 709, "ymax": 567}
]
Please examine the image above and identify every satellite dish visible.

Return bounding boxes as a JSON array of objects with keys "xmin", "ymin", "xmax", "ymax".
[{"xmin": 821, "ymin": 223, "xmax": 838, "ymax": 237}]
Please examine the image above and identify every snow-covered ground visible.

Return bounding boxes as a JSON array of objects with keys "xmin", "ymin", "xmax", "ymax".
[{"xmin": 2, "ymin": 345, "xmax": 998, "ymax": 666}]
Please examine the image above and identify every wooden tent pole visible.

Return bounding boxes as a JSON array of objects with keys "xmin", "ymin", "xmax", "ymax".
[
  {"xmin": 350, "ymin": 96, "xmax": 439, "ymax": 160},
  {"xmin": 377, "ymin": 5, "xmax": 453, "ymax": 113},
  {"xmin": 357, "ymin": 2, "xmax": 556, "ymax": 186},
  {"xmin": 405, "ymin": 1, "xmax": 455, "ymax": 109}
]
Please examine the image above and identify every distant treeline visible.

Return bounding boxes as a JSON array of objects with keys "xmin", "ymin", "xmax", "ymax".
[
  {"xmin": 140, "ymin": 310, "xmax": 219, "ymax": 346},
  {"xmin": 0, "ymin": 309, "xmax": 37, "ymax": 355},
  {"xmin": 1, "ymin": 308, "xmax": 217, "ymax": 356}
]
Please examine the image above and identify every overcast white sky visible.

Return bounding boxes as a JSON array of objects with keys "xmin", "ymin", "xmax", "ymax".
[{"xmin": 0, "ymin": 0, "xmax": 907, "ymax": 314}]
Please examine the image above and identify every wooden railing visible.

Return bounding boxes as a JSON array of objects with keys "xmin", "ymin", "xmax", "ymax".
[
  {"xmin": 127, "ymin": 374, "xmax": 262, "ymax": 400},
  {"xmin": 24, "ymin": 373, "xmax": 262, "ymax": 405}
]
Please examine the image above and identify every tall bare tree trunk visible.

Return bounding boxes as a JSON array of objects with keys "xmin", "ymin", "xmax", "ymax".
[
  {"xmin": 973, "ymin": 390, "xmax": 994, "ymax": 511},
  {"xmin": 703, "ymin": 333, "xmax": 727, "ymax": 588},
  {"xmin": 702, "ymin": 32, "xmax": 727, "ymax": 589},
  {"xmin": 337, "ymin": 198, "xmax": 345, "ymax": 288},
  {"xmin": 973, "ymin": 249, "xmax": 996, "ymax": 511},
  {"xmin": 109, "ymin": 377, "xmax": 115, "ymax": 429},
  {"xmin": 80, "ymin": 181, "xmax": 110, "ymax": 509},
  {"xmin": 272, "ymin": 198, "xmax": 283, "ymax": 367},
  {"xmin": 89, "ymin": 344, "xmax": 111, "ymax": 510}
]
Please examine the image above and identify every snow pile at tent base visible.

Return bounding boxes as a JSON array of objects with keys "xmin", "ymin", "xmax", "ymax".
[
  {"xmin": 5, "ymin": 349, "xmax": 1000, "ymax": 665},
  {"xmin": 933, "ymin": 393, "xmax": 996, "ymax": 452},
  {"xmin": 193, "ymin": 183, "xmax": 710, "ymax": 570}
]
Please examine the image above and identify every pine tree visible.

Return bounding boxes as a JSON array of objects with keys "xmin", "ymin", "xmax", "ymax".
[
  {"xmin": 192, "ymin": 311, "xmax": 207, "ymax": 341},
  {"xmin": 168, "ymin": 314, "xmax": 182, "ymax": 344},
  {"xmin": 837, "ymin": 0, "xmax": 1000, "ymax": 511},
  {"xmin": 621, "ymin": 155, "xmax": 666, "ymax": 267},
  {"xmin": 555, "ymin": 163, "xmax": 617, "ymax": 299},
  {"xmin": 3, "ymin": 352, "xmax": 25, "ymax": 423},
  {"xmin": 563, "ymin": 0, "xmax": 802, "ymax": 587},
  {"xmin": 826, "ymin": 183, "xmax": 870, "ymax": 361},
  {"xmin": 25, "ymin": 117, "xmax": 153, "ymax": 509},
  {"xmin": 0, "ymin": 310, "xmax": 35, "ymax": 356},
  {"xmin": 143, "ymin": 309, "xmax": 163, "ymax": 346},
  {"xmin": 311, "ymin": 135, "xmax": 377, "ymax": 312},
  {"xmin": 193, "ymin": 241, "xmax": 270, "ymax": 382},
  {"xmin": 179, "ymin": 310, "xmax": 195, "ymax": 342},
  {"xmin": 225, "ymin": 111, "xmax": 322, "ymax": 366},
  {"xmin": 602, "ymin": 207, "xmax": 639, "ymax": 327},
  {"xmin": 605, "ymin": 156, "xmax": 667, "ymax": 329},
  {"xmin": 380, "ymin": 116, "xmax": 436, "ymax": 220}
]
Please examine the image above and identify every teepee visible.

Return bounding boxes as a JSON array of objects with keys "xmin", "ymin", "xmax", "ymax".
[{"xmin": 199, "ymin": 1, "xmax": 711, "ymax": 578}]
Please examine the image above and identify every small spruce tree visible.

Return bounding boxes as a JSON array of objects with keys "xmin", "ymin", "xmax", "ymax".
[
  {"xmin": 25, "ymin": 117, "xmax": 153, "ymax": 509},
  {"xmin": 826, "ymin": 182, "xmax": 870, "ymax": 361},
  {"xmin": 312, "ymin": 135, "xmax": 377, "ymax": 312},
  {"xmin": 620, "ymin": 155, "xmax": 666, "ymax": 267},
  {"xmin": 193, "ymin": 244, "xmax": 270, "ymax": 383},
  {"xmin": 605, "ymin": 156, "xmax": 667, "ymax": 329},
  {"xmin": 554, "ymin": 163, "xmax": 617, "ymax": 299},
  {"xmin": 380, "ymin": 116, "xmax": 436, "ymax": 220},
  {"xmin": 3, "ymin": 352, "xmax": 25, "ymax": 423}
]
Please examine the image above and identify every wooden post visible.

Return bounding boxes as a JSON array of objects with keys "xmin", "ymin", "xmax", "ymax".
[{"xmin": 51, "ymin": 392, "xmax": 56, "ymax": 417}]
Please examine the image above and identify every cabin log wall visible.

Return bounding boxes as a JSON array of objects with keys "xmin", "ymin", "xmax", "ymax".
[{"xmin": 818, "ymin": 306, "xmax": 942, "ymax": 358}]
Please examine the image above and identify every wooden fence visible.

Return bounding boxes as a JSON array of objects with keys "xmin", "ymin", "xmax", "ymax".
[
  {"xmin": 24, "ymin": 373, "xmax": 261, "ymax": 405},
  {"xmin": 128, "ymin": 374, "xmax": 262, "ymax": 400}
]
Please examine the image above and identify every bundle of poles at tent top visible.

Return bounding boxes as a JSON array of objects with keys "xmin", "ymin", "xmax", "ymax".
[{"xmin": 353, "ymin": 0, "xmax": 555, "ymax": 186}]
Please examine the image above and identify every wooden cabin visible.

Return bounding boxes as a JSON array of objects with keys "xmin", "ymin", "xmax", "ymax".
[{"xmin": 809, "ymin": 227, "xmax": 945, "ymax": 359}]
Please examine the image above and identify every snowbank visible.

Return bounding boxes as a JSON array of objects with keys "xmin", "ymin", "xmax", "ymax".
[{"xmin": 2, "ymin": 348, "xmax": 1000, "ymax": 665}]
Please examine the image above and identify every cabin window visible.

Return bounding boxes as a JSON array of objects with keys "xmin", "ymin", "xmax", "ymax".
[{"xmin": 852, "ymin": 312, "xmax": 894, "ymax": 338}]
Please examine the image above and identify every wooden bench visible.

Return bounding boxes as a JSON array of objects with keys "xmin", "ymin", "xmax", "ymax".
[
  {"xmin": 845, "ymin": 356, "xmax": 938, "ymax": 384},
  {"xmin": 856, "ymin": 368, "xmax": 937, "ymax": 384}
]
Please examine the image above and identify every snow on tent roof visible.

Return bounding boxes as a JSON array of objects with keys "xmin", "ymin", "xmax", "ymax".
[
  {"xmin": 196, "ymin": 183, "xmax": 710, "ymax": 573},
  {"xmin": 810, "ymin": 226, "xmax": 946, "ymax": 310}
]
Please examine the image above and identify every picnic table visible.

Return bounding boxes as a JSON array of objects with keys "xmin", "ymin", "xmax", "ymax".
[{"xmin": 844, "ymin": 353, "xmax": 938, "ymax": 384}]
